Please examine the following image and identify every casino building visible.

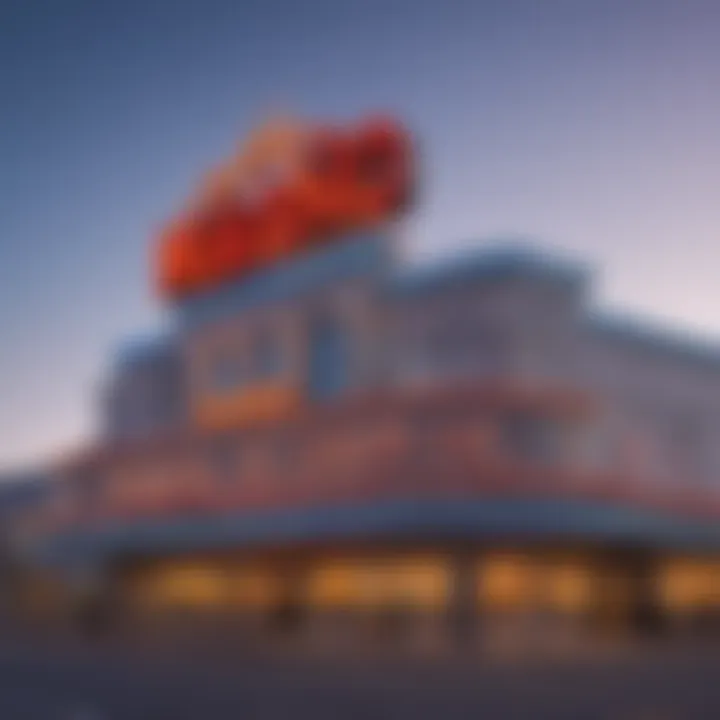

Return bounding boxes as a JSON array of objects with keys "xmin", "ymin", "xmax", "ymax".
[{"xmin": 21, "ymin": 117, "xmax": 720, "ymax": 654}]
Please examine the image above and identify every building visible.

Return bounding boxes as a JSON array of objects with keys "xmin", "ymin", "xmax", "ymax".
[
  {"xmin": 20, "ymin": 118, "xmax": 720, "ymax": 655},
  {"xmin": 0, "ymin": 470, "xmax": 50, "ymax": 616},
  {"xmin": 100, "ymin": 334, "xmax": 186, "ymax": 442}
]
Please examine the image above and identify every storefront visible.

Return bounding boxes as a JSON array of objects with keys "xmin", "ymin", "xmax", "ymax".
[{"xmin": 17, "ymin": 115, "xmax": 720, "ymax": 657}]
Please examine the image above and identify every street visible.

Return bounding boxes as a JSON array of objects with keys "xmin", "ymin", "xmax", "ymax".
[{"xmin": 0, "ymin": 640, "xmax": 719, "ymax": 719}]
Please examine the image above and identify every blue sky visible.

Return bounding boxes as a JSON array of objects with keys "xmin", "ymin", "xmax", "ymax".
[{"xmin": 2, "ymin": 0, "xmax": 720, "ymax": 469}]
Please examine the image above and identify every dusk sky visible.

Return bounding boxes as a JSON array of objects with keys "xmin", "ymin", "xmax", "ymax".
[{"xmin": 2, "ymin": 0, "xmax": 720, "ymax": 470}]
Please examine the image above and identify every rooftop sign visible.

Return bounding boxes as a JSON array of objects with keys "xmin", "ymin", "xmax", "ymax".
[{"xmin": 155, "ymin": 115, "xmax": 414, "ymax": 299}]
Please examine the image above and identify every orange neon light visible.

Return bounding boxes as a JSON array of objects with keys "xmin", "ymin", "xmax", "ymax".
[{"xmin": 155, "ymin": 116, "xmax": 414, "ymax": 299}]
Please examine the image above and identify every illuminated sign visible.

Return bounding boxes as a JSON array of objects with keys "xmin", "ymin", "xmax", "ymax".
[
  {"xmin": 193, "ymin": 383, "xmax": 299, "ymax": 429},
  {"xmin": 156, "ymin": 115, "xmax": 414, "ymax": 299}
]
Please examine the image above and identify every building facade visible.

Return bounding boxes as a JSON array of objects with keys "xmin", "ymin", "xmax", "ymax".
[
  {"xmin": 13, "ymin": 113, "xmax": 720, "ymax": 654},
  {"xmin": 16, "ymin": 232, "xmax": 720, "ymax": 655},
  {"xmin": 100, "ymin": 234, "xmax": 720, "ymax": 489}
]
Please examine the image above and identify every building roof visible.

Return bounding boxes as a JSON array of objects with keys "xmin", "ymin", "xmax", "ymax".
[
  {"xmin": 114, "ymin": 331, "xmax": 177, "ymax": 370},
  {"xmin": 112, "ymin": 238, "xmax": 720, "ymax": 374},
  {"xmin": 391, "ymin": 240, "xmax": 720, "ymax": 371},
  {"xmin": 389, "ymin": 241, "xmax": 590, "ymax": 298},
  {"xmin": 588, "ymin": 311, "xmax": 720, "ymax": 370}
]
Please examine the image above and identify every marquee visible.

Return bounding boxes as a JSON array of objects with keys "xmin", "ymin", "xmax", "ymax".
[{"xmin": 156, "ymin": 115, "xmax": 414, "ymax": 299}]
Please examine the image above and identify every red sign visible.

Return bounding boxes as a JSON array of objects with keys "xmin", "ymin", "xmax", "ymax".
[{"xmin": 156, "ymin": 115, "xmax": 414, "ymax": 299}]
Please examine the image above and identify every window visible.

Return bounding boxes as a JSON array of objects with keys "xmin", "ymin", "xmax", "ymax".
[
  {"xmin": 306, "ymin": 557, "xmax": 450, "ymax": 611},
  {"xmin": 500, "ymin": 412, "xmax": 563, "ymax": 465},
  {"xmin": 250, "ymin": 330, "xmax": 282, "ymax": 379},
  {"xmin": 74, "ymin": 470, "xmax": 103, "ymax": 513},
  {"xmin": 480, "ymin": 555, "xmax": 593, "ymax": 614},
  {"xmin": 209, "ymin": 349, "xmax": 244, "ymax": 392},
  {"xmin": 272, "ymin": 432, "xmax": 298, "ymax": 472},
  {"xmin": 307, "ymin": 314, "xmax": 350, "ymax": 401},
  {"xmin": 671, "ymin": 414, "xmax": 705, "ymax": 470},
  {"xmin": 209, "ymin": 437, "xmax": 239, "ymax": 482},
  {"xmin": 421, "ymin": 321, "xmax": 508, "ymax": 378}
]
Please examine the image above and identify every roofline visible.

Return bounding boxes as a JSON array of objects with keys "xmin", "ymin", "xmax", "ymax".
[
  {"xmin": 588, "ymin": 311, "xmax": 720, "ymax": 369},
  {"xmin": 389, "ymin": 241, "xmax": 591, "ymax": 298}
]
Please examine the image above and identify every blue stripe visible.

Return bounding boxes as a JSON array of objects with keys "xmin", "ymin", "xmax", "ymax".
[
  {"xmin": 32, "ymin": 498, "xmax": 720, "ymax": 566},
  {"xmin": 175, "ymin": 234, "xmax": 390, "ymax": 331}
]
